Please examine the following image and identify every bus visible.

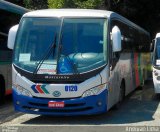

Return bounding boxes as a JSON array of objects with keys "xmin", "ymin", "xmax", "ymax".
[
  {"xmin": 7, "ymin": 9, "xmax": 150, "ymax": 115},
  {"xmin": 0, "ymin": 0, "xmax": 28, "ymax": 103},
  {"xmin": 151, "ymin": 33, "xmax": 160, "ymax": 94}
]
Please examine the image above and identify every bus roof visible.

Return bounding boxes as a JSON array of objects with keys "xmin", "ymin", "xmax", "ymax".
[
  {"xmin": 24, "ymin": 9, "xmax": 113, "ymax": 18},
  {"xmin": 23, "ymin": 9, "xmax": 149, "ymax": 35},
  {"xmin": 0, "ymin": 0, "xmax": 29, "ymax": 14}
]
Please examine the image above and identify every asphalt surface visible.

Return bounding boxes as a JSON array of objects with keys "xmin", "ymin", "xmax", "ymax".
[
  {"xmin": 0, "ymin": 95, "xmax": 22, "ymax": 124},
  {"xmin": 0, "ymin": 81, "xmax": 160, "ymax": 132}
]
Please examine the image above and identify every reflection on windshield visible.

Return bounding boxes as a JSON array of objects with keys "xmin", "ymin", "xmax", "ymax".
[
  {"xmin": 58, "ymin": 18, "xmax": 107, "ymax": 74},
  {"xmin": 13, "ymin": 17, "xmax": 108, "ymax": 75},
  {"xmin": 14, "ymin": 18, "xmax": 61, "ymax": 74},
  {"xmin": 155, "ymin": 38, "xmax": 160, "ymax": 66},
  {"xmin": 33, "ymin": 34, "xmax": 57, "ymax": 75},
  {"xmin": 156, "ymin": 38, "xmax": 160, "ymax": 58}
]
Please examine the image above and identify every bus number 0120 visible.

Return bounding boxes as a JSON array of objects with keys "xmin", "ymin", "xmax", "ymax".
[{"xmin": 65, "ymin": 86, "xmax": 78, "ymax": 92}]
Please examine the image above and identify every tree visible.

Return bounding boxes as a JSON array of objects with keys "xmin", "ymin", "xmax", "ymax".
[
  {"xmin": 104, "ymin": 0, "xmax": 160, "ymax": 38},
  {"xmin": 75, "ymin": 0, "xmax": 103, "ymax": 9},
  {"xmin": 105, "ymin": 0, "xmax": 120, "ymax": 10},
  {"xmin": 48, "ymin": 0, "xmax": 103, "ymax": 9},
  {"xmin": 7, "ymin": 0, "xmax": 160, "ymax": 37},
  {"xmin": 23, "ymin": 0, "xmax": 47, "ymax": 9},
  {"xmin": 48, "ymin": 0, "xmax": 75, "ymax": 8},
  {"xmin": 5, "ymin": 0, "xmax": 24, "ymax": 6}
]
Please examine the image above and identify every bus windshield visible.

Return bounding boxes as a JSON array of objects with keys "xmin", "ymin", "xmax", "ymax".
[
  {"xmin": 156, "ymin": 38, "xmax": 160, "ymax": 57},
  {"xmin": 155, "ymin": 38, "xmax": 160, "ymax": 66},
  {"xmin": 13, "ymin": 17, "xmax": 108, "ymax": 74}
]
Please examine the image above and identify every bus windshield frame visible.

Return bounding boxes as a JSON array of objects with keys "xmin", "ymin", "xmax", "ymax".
[
  {"xmin": 153, "ymin": 38, "xmax": 160, "ymax": 67},
  {"xmin": 13, "ymin": 17, "xmax": 108, "ymax": 75}
]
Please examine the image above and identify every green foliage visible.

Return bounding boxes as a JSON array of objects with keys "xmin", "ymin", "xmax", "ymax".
[
  {"xmin": 48, "ymin": 0, "xmax": 103, "ymax": 9},
  {"xmin": 23, "ymin": 0, "xmax": 33, "ymax": 9},
  {"xmin": 48, "ymin": 0, "xmax": 71, "ymax": 8},
  {"xmin": 48, "ymin": 0, "xmax": 62, "ymax": 8},
  {"xmin": 23, "ymin": 0, "xmax": 48, "ymax": 9},
  {"xmin": 75, "ymin": 0, "xmax": 103, "ymax": 9}
]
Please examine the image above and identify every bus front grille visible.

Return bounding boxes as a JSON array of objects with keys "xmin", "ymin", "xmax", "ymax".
[{"xmin": 22, "ymin": 106, "xmax": 93, "ymax": 113}]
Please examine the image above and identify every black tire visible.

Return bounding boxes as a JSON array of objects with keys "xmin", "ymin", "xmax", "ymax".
[
  {"xmin": 140, "ymin": 69, "xmax": 145, "ymax": 89},
  {"xmin": 114, "ymin": 81, "xmax": 125, "ymax": 109},
  {"xmin": 154, "ymin": 93, "xmax": 160, "ymax": 100},
  {"xmin": 0, "ymin": 76, "xmax": 5, "ymax": 105}
]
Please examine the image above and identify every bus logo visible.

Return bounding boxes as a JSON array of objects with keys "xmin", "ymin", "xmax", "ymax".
[
  {"xmin": 31, "ymin": 85, "xmax": 49, "ymax": 94},
  {"xmin": 52, "ymin": 91, "xmax": 61, "ymax": 97}
]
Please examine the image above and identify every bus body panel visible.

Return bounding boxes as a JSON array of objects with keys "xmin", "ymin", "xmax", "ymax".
[
  {"xmin": 0, "ymin": 1, "xmax": 28, "ymax": 99},
  {"xmin": 13, "ymin": 88, "xmax": 108, "ymax": 116},
  {"xmin": 152, "ymin": 33, "xmax": 160, "ymax": 94},
  {"xmin": 0, "ymin": 64, "xmax": 11, "ymax": 95},
  {"xmin": 107, "ymin": 52, "xmax": 147, "ymax": 110},
  {"xmin": 152, "ymin": 67, "xmax": 160, "ymax": 93},
  {"xmin": 13, "ymin": 67, "xmax": 103, "ymax": 98}
]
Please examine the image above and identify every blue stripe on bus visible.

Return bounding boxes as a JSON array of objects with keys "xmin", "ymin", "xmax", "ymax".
[{"xmin": 31, "ymin": 85, "xmax": 39, "ymax": 93}]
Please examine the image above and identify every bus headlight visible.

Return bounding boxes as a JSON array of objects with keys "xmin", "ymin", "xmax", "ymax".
[
  {"xmin": 13, "ymin": 84, "xmax": 32, "ymax": 97},
  {"xmin": 82, "ymin": 84, "xmax": 106, "ymax": 97}
]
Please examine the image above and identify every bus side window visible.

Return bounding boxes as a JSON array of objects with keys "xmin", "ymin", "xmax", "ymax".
[{"xmin": 157, "ymin": 45, "xmax": 160, "ymax": 58}]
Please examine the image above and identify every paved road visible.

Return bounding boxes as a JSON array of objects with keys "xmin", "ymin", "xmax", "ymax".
[
  {"xmin": 0, "ymin": 95, "xmax": 22, "ymax": 124},
  {"xmin": 0, "ymin": 81, "xmax": 160, "ymax": 131}
]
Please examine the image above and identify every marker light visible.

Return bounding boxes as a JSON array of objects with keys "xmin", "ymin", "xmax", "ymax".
[
  {"xmin": 13, "ymin": 84, "xmax": 32, "ymax": 97},
  {"xmin": 154, "ymin": 70, "xmax": 159, "ymax": 76},
  {"xmin": 82, "ymin": 84, "xmax": 106, "ymax": 97}
]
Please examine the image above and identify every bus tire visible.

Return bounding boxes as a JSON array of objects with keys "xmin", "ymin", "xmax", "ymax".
[
  {"xmin": 137, "ymin": 69, "xmax": 145, "ymax": 90},
  {"xmin": 0, "ymin": 76, "xmax": 5, "ymax": 105},
  {"xmin": 154, "ymin": 93, "xmax": 160, "ymax": 100},
  {"xmin": 114, "ymin": 81, "xmax": 125, "ymax": 109}
]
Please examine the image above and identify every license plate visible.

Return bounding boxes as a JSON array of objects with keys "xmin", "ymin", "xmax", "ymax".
[{"xmin": 48, "ymin": 101, "xmax": 65, "ymax": 108}]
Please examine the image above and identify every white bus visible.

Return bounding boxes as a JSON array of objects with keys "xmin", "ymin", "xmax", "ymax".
[
  {"xmin": 151, "ymin": 33, "xmax": 160, "ymax": 94},
  {"xmin": 7, "ymin": 9, "xmax": 150, "ymax": 115},
  {"xmin": 0, "ymin": 0, "xmax": 28, "ymax": 104}
]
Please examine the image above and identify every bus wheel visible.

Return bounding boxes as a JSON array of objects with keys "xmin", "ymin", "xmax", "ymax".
[
  {"xmin": 114, "ymin": 81, "xmax": 125, "ymax": 109},
  {"xmin": 138, "ymin": 69, "xmax": 145, "ymax": 90},
  {"xmin": 0, "ymin": 76, "xmax": 5, "ymax": 105}
]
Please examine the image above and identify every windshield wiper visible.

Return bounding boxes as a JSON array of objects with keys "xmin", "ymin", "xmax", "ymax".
[{"xmin": 33, "ymin": 34, "xmax": 57, "ymax": 75}]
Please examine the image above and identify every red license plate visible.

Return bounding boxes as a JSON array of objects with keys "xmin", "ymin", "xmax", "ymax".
[{"xmin": 48, "ymin": 101, "xmax": 65, "ymax": 108}]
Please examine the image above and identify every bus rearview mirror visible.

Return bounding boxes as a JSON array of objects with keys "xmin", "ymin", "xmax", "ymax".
[
  {"xmin": 7, "ymin": 24, "xmax": 19, "ymax": 50},
  {"xmin": 111, "ymin": 26, "xmax": 122, "ymax": 52}
]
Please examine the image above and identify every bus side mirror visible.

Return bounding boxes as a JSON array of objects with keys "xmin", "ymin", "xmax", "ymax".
[
  {"xmin": 150, "ymin": 39, "xmax": 155, "ymax": 52},
  {"xmin": 111, "ymin": 26, "xmax": 122, "ymax": 52},
  {"xmin": 7, "ymin": 24, "xmax": 19, "ymax": 50}
]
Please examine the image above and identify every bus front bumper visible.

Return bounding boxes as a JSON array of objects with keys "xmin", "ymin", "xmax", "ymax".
[
  {"xmin": 13, "ymin": 89, "xmax": 108, "ymax": 116},
  {"xmin": 153, "ymin": 83, "xmax": 160, "ymax": 93},
  {"xmin": 153, "ymin": 76, "xmax": 160, "ymax": 93}
]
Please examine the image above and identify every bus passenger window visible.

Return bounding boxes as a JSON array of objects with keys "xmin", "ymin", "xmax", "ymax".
[{"xmin": 157, "ymin": 45, "xmax": 160, "ymax": 58}]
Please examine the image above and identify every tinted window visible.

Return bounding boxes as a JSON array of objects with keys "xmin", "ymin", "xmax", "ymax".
[
  {"xmin": 111, "ymin": 20, "xmax": 150, "ymax": 52},
  {"xmin": 0, "ymin": 9, "xmax": 22, "ymax": 61}
]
